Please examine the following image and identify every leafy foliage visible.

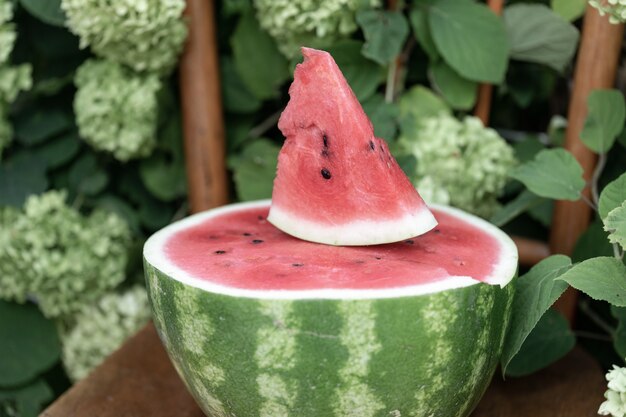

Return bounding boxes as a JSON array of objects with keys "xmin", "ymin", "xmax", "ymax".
[
  {"xmin": 356, "ymin": 10, "xmax": 409, "ymax": 65},
  {"xmin": 581, "ymin": 90, "xmax": 626, "ymax": 154}
]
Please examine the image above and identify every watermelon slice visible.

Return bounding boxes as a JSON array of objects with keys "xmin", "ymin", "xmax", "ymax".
[
  {"xmin": 268, "ymin": 47, "xmax": 437, "ymax": 246},
  {"xmin": 143, "ymin": 200, "xmax": 518, "ymax": 417}
]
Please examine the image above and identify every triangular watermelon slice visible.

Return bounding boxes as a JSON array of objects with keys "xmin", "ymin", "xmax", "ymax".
[{"xmin": 268, "ymin": 47, "xmax": 437, "ymax": 246}]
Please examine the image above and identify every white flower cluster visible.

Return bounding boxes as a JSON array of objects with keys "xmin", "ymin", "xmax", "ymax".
[
  {"xmin": 590, "ymin": 0, "xmax": 626, "ymax": 24},
  {"xmin": 254, "ymin": 0, "xmax": 380, "ymax": 58},
  {"xmin": 399, "ymin": 114, "xmax": 516, "ymax": 218},
  {"xmin": 74, "ymin": 59, "xmax": 161, "ymax": 161},
  {"xmin": 61, "ymin": 0, "xmax": 187, "ymax": 74},
  {"xmin": 600, "ymin": 364, "xmax": 626, "ymax": 416},
  {"xmin": 60, "ymin": 285, "xmax": 151, "ymax": 381},
  {"xmin": 0, "ymin": 0, "xmax": 32, "ymax": 158},
  {"xmin": 0, "ymin": 191, "xmax": 131, "ymax": 317}
]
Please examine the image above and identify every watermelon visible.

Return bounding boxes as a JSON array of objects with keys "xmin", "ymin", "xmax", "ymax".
[
  {"xmin": 143, "ymin": 200, "xmax": 517, "ymax": 417},
  {"xmin": 268, "ymin": 47, "xmax": 437, "ymax": 246}
]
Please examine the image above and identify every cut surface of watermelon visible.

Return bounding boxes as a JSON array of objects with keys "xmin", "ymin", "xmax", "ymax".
[
  {"xmin": 268, "ymin": 47, "xmax": 436, "ymax": 246},
  {"xmin": 144, "ymin": 200, "xmax": 517, "ymax": 299}
]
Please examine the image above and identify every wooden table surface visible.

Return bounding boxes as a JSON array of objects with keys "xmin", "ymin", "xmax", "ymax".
[{"xmin": 41, "ymin": 322, "xmax": 607, "ymax": 417}]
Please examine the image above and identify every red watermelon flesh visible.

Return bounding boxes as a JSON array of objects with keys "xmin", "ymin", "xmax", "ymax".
[
  {"xmin": 159, "ymin": 201, "xmax": 515, "ymax": 298},
  {"xmin": 268, "ymin": 47, "xmax": 437, "ymax": 246}
]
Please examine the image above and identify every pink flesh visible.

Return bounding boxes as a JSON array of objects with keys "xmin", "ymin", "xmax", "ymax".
[
  {"xmin": 164, "ymin": 205, "xmax": 502, "ymax": 291},
  {"xmin": 271, "ymin": 47, "xmax": 430, "ymax": 225}
]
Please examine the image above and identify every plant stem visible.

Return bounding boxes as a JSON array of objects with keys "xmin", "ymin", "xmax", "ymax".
[
  {"xmin": 385, "ymin": 59, "xmax": 398, "ymax": 104},
  {"xmin": 579, "ymin": 299, "xmax": 616, "ymax": 335},
  {"xmin": 580, "ymin": 193, "xmax": 597, "ymax": 211},
  {"xmin": 249, "ymin": 110, "xmax": 281, "ymax": 139},
  {"xmin": 574, "ymin": 330, "xmax": 613, "ymax": 342},
  {"xmin": 591, "ymin": 152, "xmax": 607, "ymax": 206}
]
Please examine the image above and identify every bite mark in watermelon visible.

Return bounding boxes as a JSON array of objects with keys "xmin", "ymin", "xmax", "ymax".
[{"xmin": 268, "ymin": 47, "xmax": 437, "ymax": 246}]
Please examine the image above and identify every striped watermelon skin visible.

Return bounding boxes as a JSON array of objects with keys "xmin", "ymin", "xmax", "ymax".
[{"xmin": 144, "ymin": 261, "xmax": 515, "ymax": 417}]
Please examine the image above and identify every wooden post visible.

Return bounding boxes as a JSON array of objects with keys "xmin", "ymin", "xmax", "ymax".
[
  {"xmin": 179, "ymin": 0, "xmax": 229, "ymax": 213},
  {"xmin": 552, "ymin": 6, "xmax": 624, "ymax": 320},
  {"xmin": 474, "ymin": 0, "xmax": 505, "ymax": 125}
]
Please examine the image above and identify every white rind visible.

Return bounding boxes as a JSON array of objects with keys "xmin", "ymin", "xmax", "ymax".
[
  {"xmin": 267, "ymin": 204, "xmax": 438, "ymax": 246},
  {"xmin": 143, "ymin": 200, "xmax": 518, "ymax": 300}
]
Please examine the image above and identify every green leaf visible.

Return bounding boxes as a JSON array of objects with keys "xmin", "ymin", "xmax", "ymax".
[
  {"xmin": 0, "ymin": 378, "xmax": 53, "ymax": 417},
  {"xmin": 510, "ymin": 148, "xmax": 585, "ymax": 200},
  {"xmin": 68, "ymin": 153, "xmax": 108, "ymax": 196},
  {"xmin": 0, "ymin": 153, "xmax": 48, "ymax": 207},
  {"xmin": 231, "ymin": 12, "xmax": 289, "ymax": 100},
  {"xmin": 504, "ymin": 4, "xmax": 579, "ymax": 72},
  {"xmin": 527, "ymin": 199, "xmax": 554, "ymax": 227},
  {"xmin": 490, "ymin": 190, "xmax": 545, "ymax": 227},
  {"xmin": 362, "ymin": 94, "xmax": 398, "ymax": 141},
  {"xmin": 551, "ymin": 0, "xmax": 586, "ymax": 21},
  {"xmin": 19, "ymin": 0, "xmax": 65, "ymax": 26},
  {"xmin": 398, "ymin": 85, "xmax": 450, "ymax": 122},
  {"xmin": 558, "ymin": 257, "xmax": 626, "ymax": 306},
  {"xmin": 14, "ymin": 109, "xmax": 72, "ymax": 146},
  {"xmin": 429, "ymin": 60, "xmax": 477, "ymax": 110},
  {"xmin": 0, "ymin": 301, "xmax": 60, "ymax": 387},
  {"xmin": 611, "ymin": 305, "xmax": 626, "ymax": 358},
  {"xmin": 600, "ymin": 173, "xmax": 626, "ymax": 220},
  {"xmin": 138, "ymin": 197, "xmax": 175, "ymax": 231},
  {"xmin": 505, "ymin": 309, "xmax": 575, "ymax": 377},
  {"xmin": 31, "ymin": 131, "xmax": 81, "ymax": 170},
  {"xmin": 501, "ymin": 254, "xmax": 572, "ymax": 374},
  {"xmin": 356, "ymin": 10, "xmax": 410, "ymax": 65},
  {"xmin": 228, "ymin": 139, "xmax": 279, "ymax": 201},
  {"xmin": 220, "ymin": 56, "xmax": 262, "ymax": 114},
  {"xmin": 513, "ymin": 135, "xmax": 545, "ymax": 163},
  {"xmin": 572, "ymin": 221, "xmax": 615, "ymax": 262},
  {"xmin": 96, "ymin": 195, "xmax": 141, "ymax": 234},
  {"xmin": 580, "ymin": 90, "xmax": 626, "ymax": 154},
  {"xmin": 139, "ymin": 156, "xmax": 186, "ymax": 202},
  {"xmin": 327, "ymin": 40, "xmax": 382, "ymax": 101},
  {"xmin": 429, "ymin": 0, "xmax": 509, "ymax": 83},
  {"xmin": 409, "ymin": 7, "xmax": 438, "ymax": 60},
  {"xmin": 604, "ymin": 202, "xmax": 626, "ymax": 250}
]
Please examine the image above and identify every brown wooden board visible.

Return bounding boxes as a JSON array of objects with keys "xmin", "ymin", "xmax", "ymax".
[{"xmin": 42, "ymin": 322, "xmax": 607, "ymax": 417}]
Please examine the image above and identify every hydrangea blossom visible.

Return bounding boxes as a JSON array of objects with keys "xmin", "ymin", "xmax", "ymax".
[
  {"xmin": 61, "ymin": 0, "xmax": 187, "ymax": 74},
  {"xmin": 254, "ymin": 0, "xmax": 380, "ymax": 58},
  {"xmin": 74, "ymin": 59, "xmax": 161, "ymax": 161},
  {"xmin": 398, "ymin": 114, "xmax": 516, "ymax": 218},
  {"xmin": 599, "ymin": 364, "xmax": 626, "ymax": 416},
  {"xmin": 0, "ymin": 191, "xmax": 131, "ymax": 317},
  {"xmin": 590, "ymin": 0, "xmax": 626, "ymax": 24},
  {"xmin": 60, "ymin": 285, "xmax": 151, "ymax": 381},
  {"xmin": 0, "ymin": 0, "xmax": 32, "ymax": 157}
]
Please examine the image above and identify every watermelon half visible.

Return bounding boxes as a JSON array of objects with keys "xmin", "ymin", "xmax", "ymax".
[
  {"xmin": 269, "ymin": 48, "xmax": 437, "ymax": 246},
  {"xmin": 143, "ymin": 200, "xmax": 517, "ymax": 417}
]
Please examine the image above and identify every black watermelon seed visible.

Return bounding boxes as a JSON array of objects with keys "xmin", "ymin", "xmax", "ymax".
[
  {"xmin": 321, "ymin": 168, "xmax": 332, "ymax": 180},
  {"xmin": 405, "ymin": 239, "xmax": 415, "ymax": 245},
  {"xmin": 258, "ymin": 216, "xmax": 264, "ymax": 220},
  {"xmin": 321, "ymin": 149, "xmax": 329, "ymax": 157},
  {"xmin": 209, "ymin": 235, "xmax": 219, "ymax": 239},
  {"xmin": 215, "ymin": 250, "xmax": 226, "ymax": 254},
  {"xmin": 434, "ymin": 229, "xmax": 441, "ymax": 234},
  {"xmin": 323, "ymin": 134, "xmax": 328, "ymax": 148},
  {"xmin": 292, "ymin": 263, "xmax": 304, "ymax": 267},
  {"xmin": 252, "ymin": 239, "xmax": 264, "ymax": 244},
  {"xmin": 243, "ymin": 232, "xmax": 252, "ymax": 236},
  {"xmin": 369, "ymin": 140, "xmax": 375, "ymax": 150},
  {"xmin": 375, "ymin": 256, "xmax": 382, "ymax": 260}
]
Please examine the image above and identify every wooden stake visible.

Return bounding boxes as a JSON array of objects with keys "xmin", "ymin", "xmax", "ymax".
[
  {"xmin": 552, "ymin": 6, "xmax": 624, "ymax": 320},
  {"xmin": 474, "ymin": 0, "xmax": 505, "ymax": 125},
  {"xmin": 179, "ymin": 0, "xmax": 229, "ymax": 213}
]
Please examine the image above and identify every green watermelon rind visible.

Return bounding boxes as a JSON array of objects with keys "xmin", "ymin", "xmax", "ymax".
[
  {"xmin": 143, "ymin": 200, "xmax": 518, "ymax": 417},
  {"xmin": 145, "ymin": 261, "xmax": 515, "ymax": 417}
]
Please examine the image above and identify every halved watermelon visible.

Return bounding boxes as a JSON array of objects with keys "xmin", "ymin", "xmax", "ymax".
[
  {"xmin": 268, "ymin": 47, "xmax": 437, "ymax": 246},
  {"xmin": 143, "ymin": 200, "xmax": 517, "ymax": 417}
]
